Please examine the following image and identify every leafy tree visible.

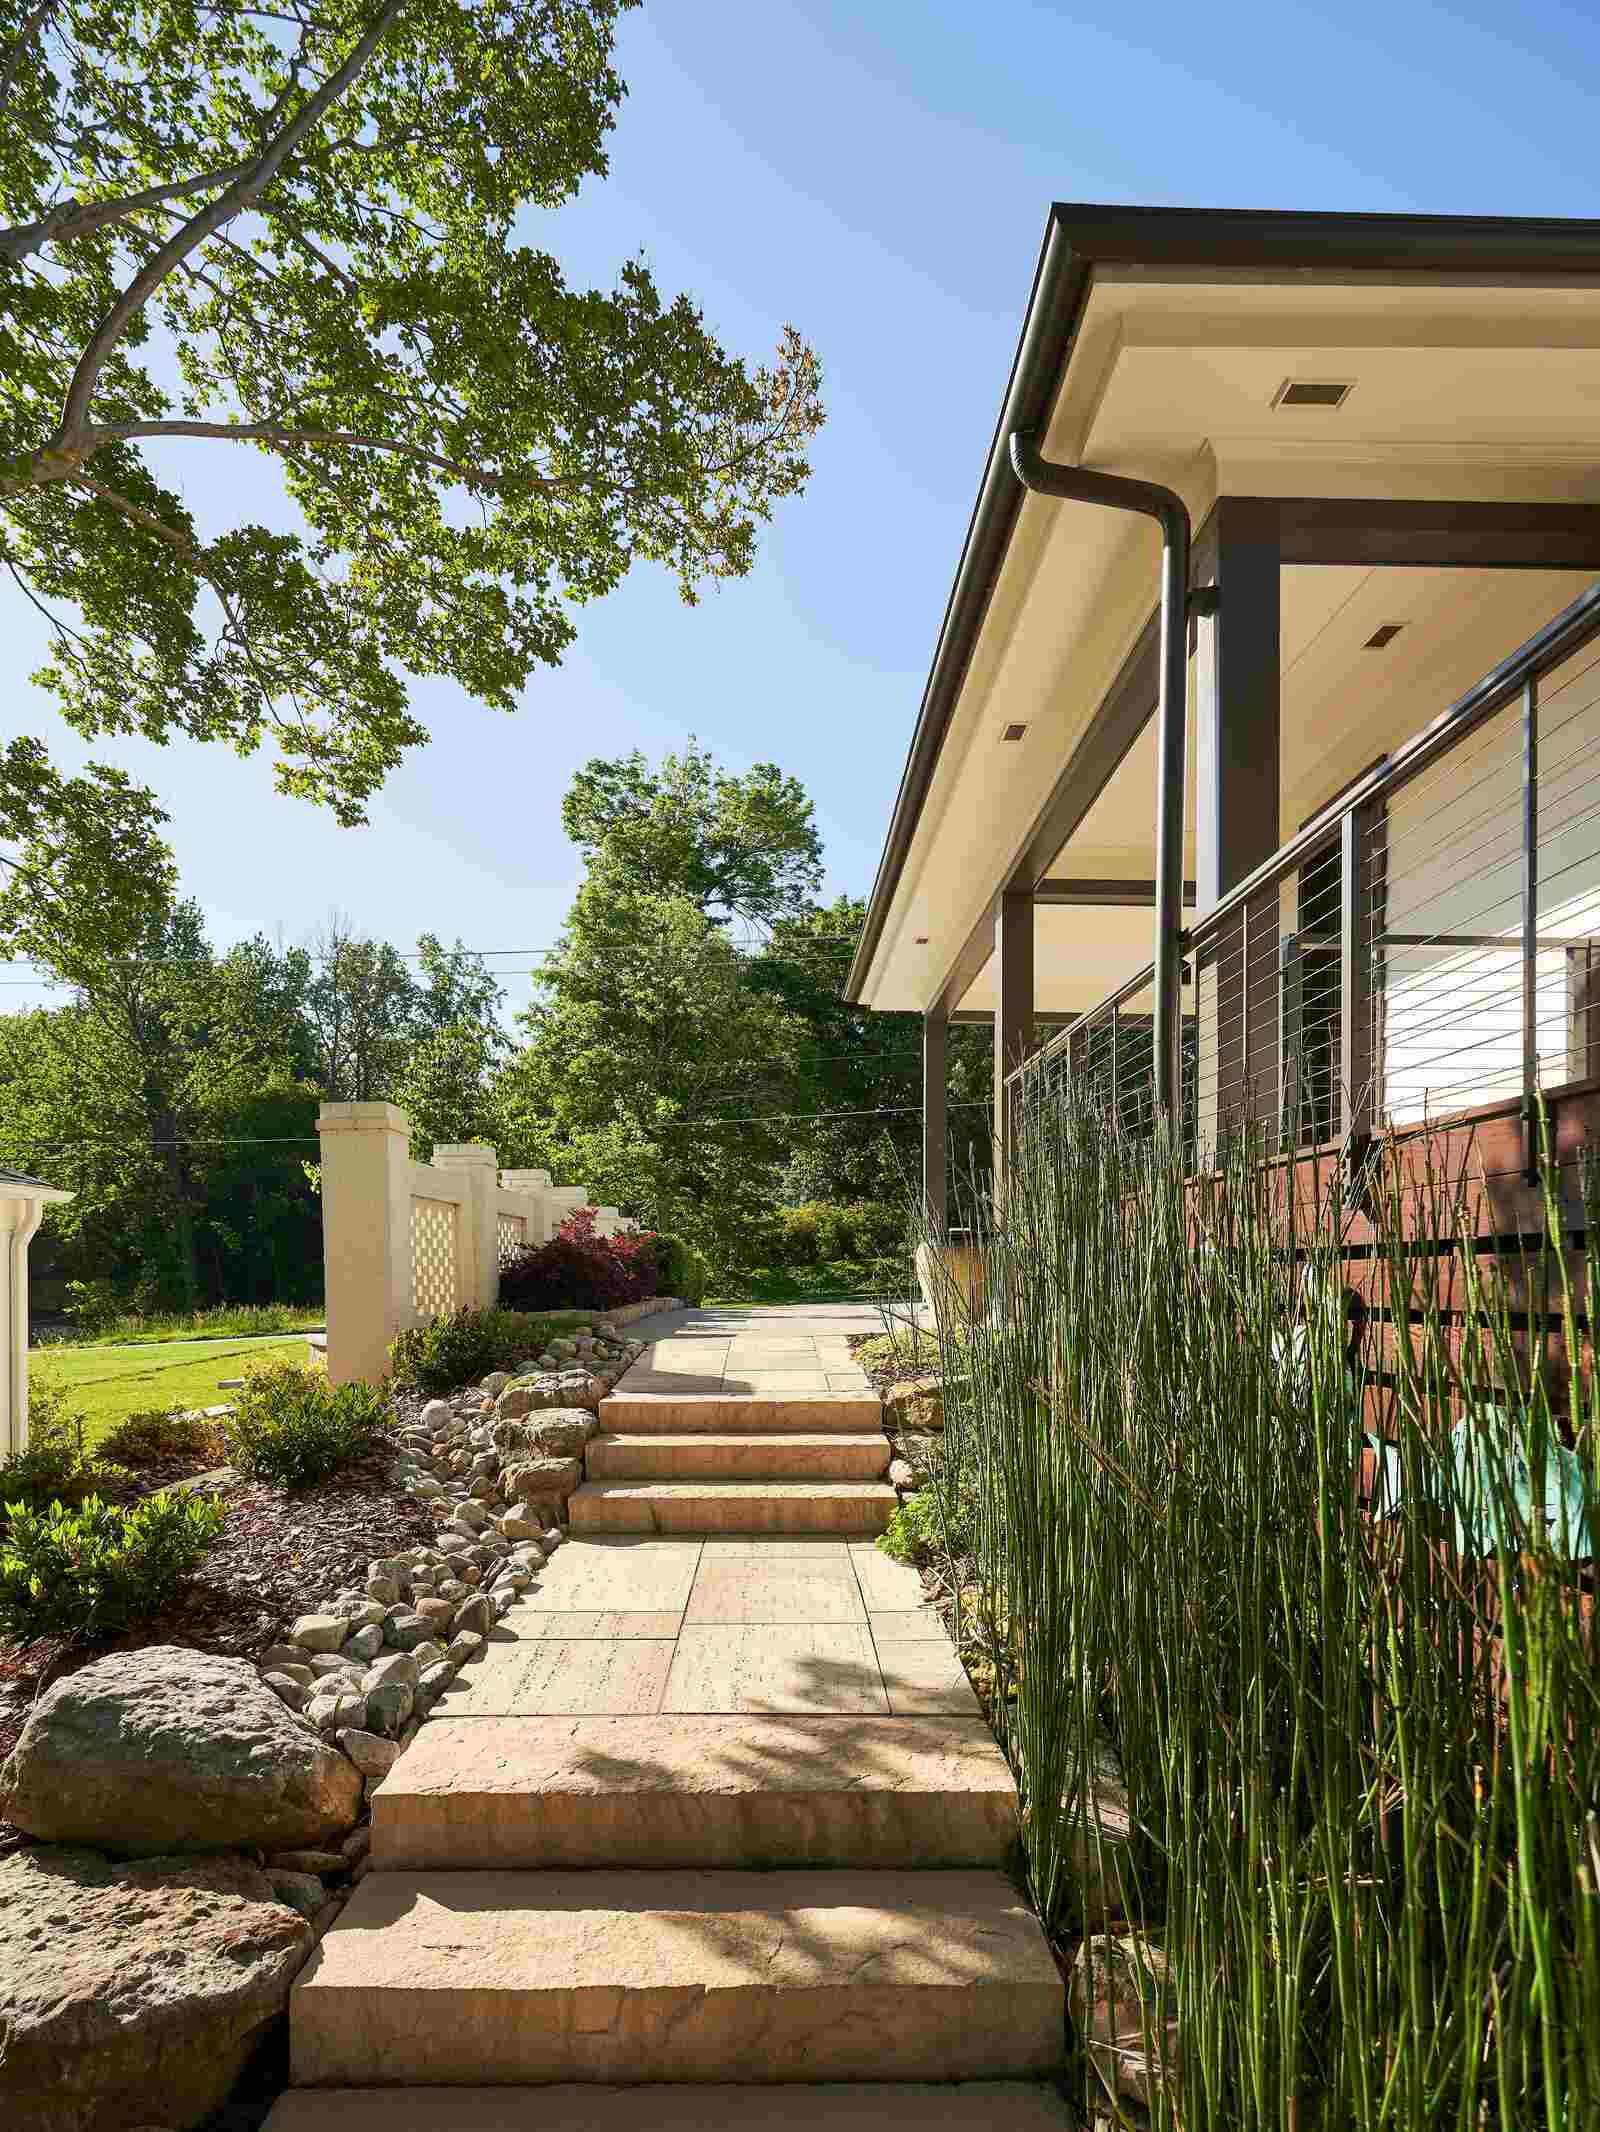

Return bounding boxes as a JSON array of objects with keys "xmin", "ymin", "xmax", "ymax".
[
  {"xmin": 493, "ymin": 870, "xmax": 803, "ymax": 1257},
  {"xmin": 0, "ymin": 0, "xmax": 823, "ymax": 882},
  {"xmin": 748, "ymin": 896, "xmax": 993, "ymax": 1208},
  {"xmin": 561, "ymin": 741, "xmax": 823, "ymax": 927},
  {"xmin": 303, "ymin": 917, "xmax": 419, "ymax": 1101},
  {"xmin": 0, "ymin": 901, "xmax": 317, "ymax": 1309}
]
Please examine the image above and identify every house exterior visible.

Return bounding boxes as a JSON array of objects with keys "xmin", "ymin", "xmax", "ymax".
[
  {"xmin": 1, "ymin": 1166, "xmax": 72, "ymax": 1456},
  {"xmin": 846, "ymin": 205, "xmax": 1600, "ymax": 1239}
]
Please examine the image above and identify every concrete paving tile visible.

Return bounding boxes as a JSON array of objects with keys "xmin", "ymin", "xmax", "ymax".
[
  {"xmin": 722, "ymin": 1372, "xmax": 833, "ymax": 1390},
  {"xmin": 663, "ymin": 1624, "xmax": 889, "ymax": 1713},
  {"xmin": 826, "ymin": 1370, "xmax": 872, "ymax": 1388},
  {"xmin": 684, "ymin": 1559, "xmax": 867, "ymax": 1625},
  {"xmin": 869, "ymin": 1608, "xmax": 951, "ymax": 1641},
  {"xmin": 701, "ymin": 1539, "xmax": 853, "ymax": 1557},
  {"xmin": 877, "ymin": 1642, "xmax": 983, "ymax": 1717},
  {"xmin": 442, "ymin": 1638, "xmax": 675, "ymax": 1716},
  {"xmin": 514, "ymin": 1611, "xmax": 685, "ymax": 1640},
  {"xmin": 849, "ymin": 1542, "xmax": 929, "ymax": 1609},
  {"xmin": 266, "ymin": 2082, "xmax": 1078, "ymax": 2130},
  {"xmin": 520, "ymin": 1538, "xmax": 701, "ymax": 1612}
]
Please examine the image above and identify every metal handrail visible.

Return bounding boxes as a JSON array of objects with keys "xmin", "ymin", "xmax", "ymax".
[{"xmin": 1011, "ymin": 576, "xmax": 1600, "ymax": 1131}]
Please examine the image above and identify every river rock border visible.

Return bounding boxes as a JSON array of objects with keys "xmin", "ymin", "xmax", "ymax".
[{"xmin": 252, "ymin": 1322, "xmax": 650, "ymax": 1875}]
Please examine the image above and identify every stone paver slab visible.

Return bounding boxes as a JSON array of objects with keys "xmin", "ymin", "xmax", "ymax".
[
  {"xmin": 663, "ymin": 1623, "xmax": 888, "ymax": 1712},
  {"xmin": 684, "ymin": 1559, "xmax": 867, "ymax": 1625},
  {"xmin": 291, "ymin": 1868, "xmax": 1062, "ymax": 2086},
  {"xmin": 570, "ymin": 1480, "xmax": 896, "ymax": 1536},
  {"xmin": 516, "ymin": 1538, "xmax": 701, "ymax": 1612},
  {"xmin": 877, "ymin": 1642, "xmax": 984, "ymax": 1717},
  {"xmin": 441, "ymin": 1639, "xmax": 673, "ymax": 1717},
  {"xmin": 264, "ymin": 2081, "xmax": 1078, "ymax": 2131},
  {"xmin": 586, "ymin": 1433, "xmax": 889, "ymax": 1482},
  {"xmin": 371, "ymin": 1713, "xmax": 1019, "ymax": 1870},
  {"xmin": 600, "ymin": 1394, "xmax": 882, "ymax": 1432},
  {"xmin": 869, "ymin": 1608, "xmax": 951, "ymax": 1641},
  {"xmin": 514, "ymin": 1611, "xmax": 685, "ymax": 1640},
  {"xmin": 849, "ymin": 1542, "xmax": 929, "ymax": 1609}
]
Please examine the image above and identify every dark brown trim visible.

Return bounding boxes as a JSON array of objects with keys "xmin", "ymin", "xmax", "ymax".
[
  {"xmin": 1034, "ymin": 875, "xmax": 1198, "ymax": 904},
  {"xmin": 923, "ymin": 1009, "xmax": 948, "ymax": 1236},
  {"xmin": 1271, "ymin": 497, "xmax": 1600, "ymax": 570},
  {"xmin": 935, "ymin": 897, "xmax": 998, "ymax": 1018},
  {"xmin": 994, "ymin": 889, "xmax": 1034, "ymax": 1180},
  {"xmin": 1008, "ymin": 608, "xmax": 1161, "ymax": 894},
  {"xmin": 845, "ymin": 218, "xmax": 1094, "ymax": 1004}
]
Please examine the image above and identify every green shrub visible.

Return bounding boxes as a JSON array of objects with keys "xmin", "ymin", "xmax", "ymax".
[
  {"xmin": 652, "ymin": 1232, "xmax": 708, "ymax": 1306},
  {"xmin": 226, "ymin": 1363, "xmax": 389, "ymax": 1489},
  {"xmin": 389, "ymin": 1307, "xmax": 605, "ymax": 1394},
  {"xmin": 0, "ymin": 1491, "xmax": 226, "ymax": 1640},
  {"xmin": 0, "ymin": 1380, "xmax": 123, "ymax": 1524},
  {"xmin": 98, "ymin": 1405, "xmax": 226, "ymax": 1468},
  {"xmin": 769, "ymin": 1200, "xmax": 906, "ymax": 1270},
  {"xmin": 879, "ymin": 1475, "xmax": 972, "ymax": 1565}
]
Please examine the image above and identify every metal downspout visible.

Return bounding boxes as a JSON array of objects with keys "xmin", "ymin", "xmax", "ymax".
[{"xmin": 1008, "ymin": 430, "xmax": 1192, "ymax": 1122}]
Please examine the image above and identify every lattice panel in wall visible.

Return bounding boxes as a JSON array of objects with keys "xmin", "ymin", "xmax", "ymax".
[
  {"xmin": 411, "ymin": 1197, "xmax": 458, "ymax": 1319},
  {"xmin": 497, "ymin": 1213, "xmax": 528, "ymax": 1268}
]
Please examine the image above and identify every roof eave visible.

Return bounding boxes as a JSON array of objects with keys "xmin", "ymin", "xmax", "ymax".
[{"xmin": 847, "ymin": 202, "xmax": 1600, "ymax": 1010}]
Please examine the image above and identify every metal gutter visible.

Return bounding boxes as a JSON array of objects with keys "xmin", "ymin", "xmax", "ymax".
[
  {"xmin": 1007, "ymin": 431, "xmax": 1190, "ymax": 1120},
  {"xmin": 846, "ymin": 203, "xmax": 1600, "ymax": 1012}
]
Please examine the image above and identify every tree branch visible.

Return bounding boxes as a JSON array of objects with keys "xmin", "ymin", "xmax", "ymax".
[
  {"xmin": 0, "ymin": 161, "xmax": 255, "ymax": 265},
  {"xmin": 53, "ymin": 0, "xmax": 407, "ymax": 443},
  {"xmin": 0, "ymin": 0, "xmax": 57, "ymax": 127},
  {"xmin": 86, "ymin": 417, "xmax": 559, "ymax": 491}
]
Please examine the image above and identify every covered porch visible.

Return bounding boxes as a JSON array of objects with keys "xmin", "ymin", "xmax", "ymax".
[{"xmin": 846, "ymin": 206, "xmax": 1600, "ymax": 1231}]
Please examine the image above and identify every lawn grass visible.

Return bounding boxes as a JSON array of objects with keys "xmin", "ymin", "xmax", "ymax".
[
  {"xmin": 40, "ymin": 1302, "xmax": 324, "ymax": 1347},
  {"xmin": 705, "ymin": 1259, "xmax": 892, "ymax": 1306},
  {"xmin": 31, "ymin": 1335, "xmax": 312, "ymax": 1448}
]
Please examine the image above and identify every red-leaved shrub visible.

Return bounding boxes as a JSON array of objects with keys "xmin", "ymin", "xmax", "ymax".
[{"xmin": 499, "ymin": 1207, "xmax": 658, "ymax": 1312}]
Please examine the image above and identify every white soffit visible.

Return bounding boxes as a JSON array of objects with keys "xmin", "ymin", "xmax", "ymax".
[{"xmin": 864, "ymin": 267, "xmax": 1600, "ymax": 1017}]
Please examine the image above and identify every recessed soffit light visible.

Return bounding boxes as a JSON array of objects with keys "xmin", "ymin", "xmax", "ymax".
[
  {"xmin": 1364, "ymin": 623, "xmax": 1405, "ymax": 649},
  {"xmin": 1273, "ymin": 378, "xmax": 1354, "ymax": 410},
  {"xmin": 1002, "ymin": 722, "xmax": 1028, "ymax": 742}
]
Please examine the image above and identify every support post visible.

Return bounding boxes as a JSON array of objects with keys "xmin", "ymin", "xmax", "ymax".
[
  {"xmin": 430, "ymin": 1143, "xmax": 499, "ymax": 1309},
  {"xmin": 1522, "ymin": 675, "xmax": 1540, "ymax": 1181},
  {"xmin": 923, "ymin": 1008, "xmax": 948, "ymax": 1236},
  {"xmin": 500, "ymin": 1167, "xmax": 554, "ymax": 1243},
  {"xmin": 994, "ymin": 888, "xmax": 1034, "ymax": 1198},
  {"xmin": 1341, "ymin": 801, "xmax": 1379, "ymax": 1178},
  {"xmin": 317, "ymin": 1101, "xmax": 412, "ymax": 1386},
  {"xmin": 1193, "ymin": 501, "xmax": 1281, "ymax": 1142}
]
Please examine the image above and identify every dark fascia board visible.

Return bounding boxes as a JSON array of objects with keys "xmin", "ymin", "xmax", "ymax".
[{"xmin": 845, "ymin": 200, "xmax": 1600, "ymax": 1006}]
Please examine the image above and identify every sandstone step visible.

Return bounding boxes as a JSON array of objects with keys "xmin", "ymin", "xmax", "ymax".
[
  {"xmin": 289, "ymin": 1868, "xmax": 1063, "ymax": 2087},
  {"xmin": 586, "ymin": 1432, "xmax": 890, "ymax": 1482},
  {"xmin": 600, "ymin": 1392, "xmax": 883, "ymax": 1433},
  {"xmin": 569, "ymin": 1479, "xmax": 898, "ymax": 1535},
  {"xmin": 370, "ymin": 1713, "xmax": 1017, "ymax": 1870},
  {"xmin": 264, "ymin": 2081, "xmax": 1077, "ymax": 2130}
]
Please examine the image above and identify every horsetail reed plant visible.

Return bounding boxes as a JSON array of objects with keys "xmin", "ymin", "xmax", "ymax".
[{"xmin": 912, "ymin": 1093, "xmax": 1599, "ymax": 2129}]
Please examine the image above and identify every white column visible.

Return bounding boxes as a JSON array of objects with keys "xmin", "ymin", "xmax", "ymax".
[
  {"xmin": 317, "ymin": 1102, "xmax": 413, "ymax": 1386},
  {"xmin": 430, "ymin": 1143, "xmax": 499, "ymax": 1308}
]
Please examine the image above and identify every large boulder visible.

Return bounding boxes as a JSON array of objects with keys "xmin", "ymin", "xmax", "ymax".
[
  {"xmin": 502, "ymin": 1454, "xmax": 583, "ymax": 1520},
  {"xmin": 494, "ymin": 1407, "xmax": 596, "ymax": 1461},
  {"xmin": 0, "ymin": 1843, "xmax": 313, "ymax": 2132},
  {"xmin": 885, "ymin": 1377, "xmax": 946, "ymax": 1431},
  {"xmin": 0, "ymin": 1646, "xmax": 363, "ymax": 1856}
]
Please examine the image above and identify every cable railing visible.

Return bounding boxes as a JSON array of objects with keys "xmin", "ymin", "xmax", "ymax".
[{"xmin": 1012, "ymin": 578, "xmax": 1600, "ymax": 1176}]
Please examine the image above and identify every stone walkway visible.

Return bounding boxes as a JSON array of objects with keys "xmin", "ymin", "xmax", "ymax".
[
  {"xmin": 264, "ymin": 1304, "xmax": 1070, "ymax": 2129},
  {"xmin": 569, "ymin": 1303, "xmax": 900, "ymax": 1535}
]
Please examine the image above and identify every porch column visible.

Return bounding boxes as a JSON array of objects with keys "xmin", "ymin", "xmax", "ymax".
[
  {"xmin": 993, "ymin": 887, "xmax": 1034, "ymax": 1193},
  {"xmin": 1193, "ymin": 499, "xmax": 1280, "ymax": 1150},
  {"xmin": 923, "ymin": 1007, "xmax": 948, "ymax": 1236}
]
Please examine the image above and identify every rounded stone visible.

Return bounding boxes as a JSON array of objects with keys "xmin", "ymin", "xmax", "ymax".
[
  {"xmin": 289, "ymin": 1614, "xmax": 349, "ymax": 1654},
  {"xmin": 1, "ymin": 1647, "xmax": 362, "ymax": 1855}
]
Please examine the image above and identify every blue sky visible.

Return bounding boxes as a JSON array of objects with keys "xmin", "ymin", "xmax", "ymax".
[{"xmin": 9, "ymin": 0, "xmax": 1600, "ymax": 1019}]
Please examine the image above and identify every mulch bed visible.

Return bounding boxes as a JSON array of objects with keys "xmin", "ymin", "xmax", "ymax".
[
  {"xmin": 0, "ymin": 1433, "xmax": 435, "ymax": 1772},
  {"xmin": 847, "ymin": 1332, "xmax": 946, "ymax": 1398}
]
